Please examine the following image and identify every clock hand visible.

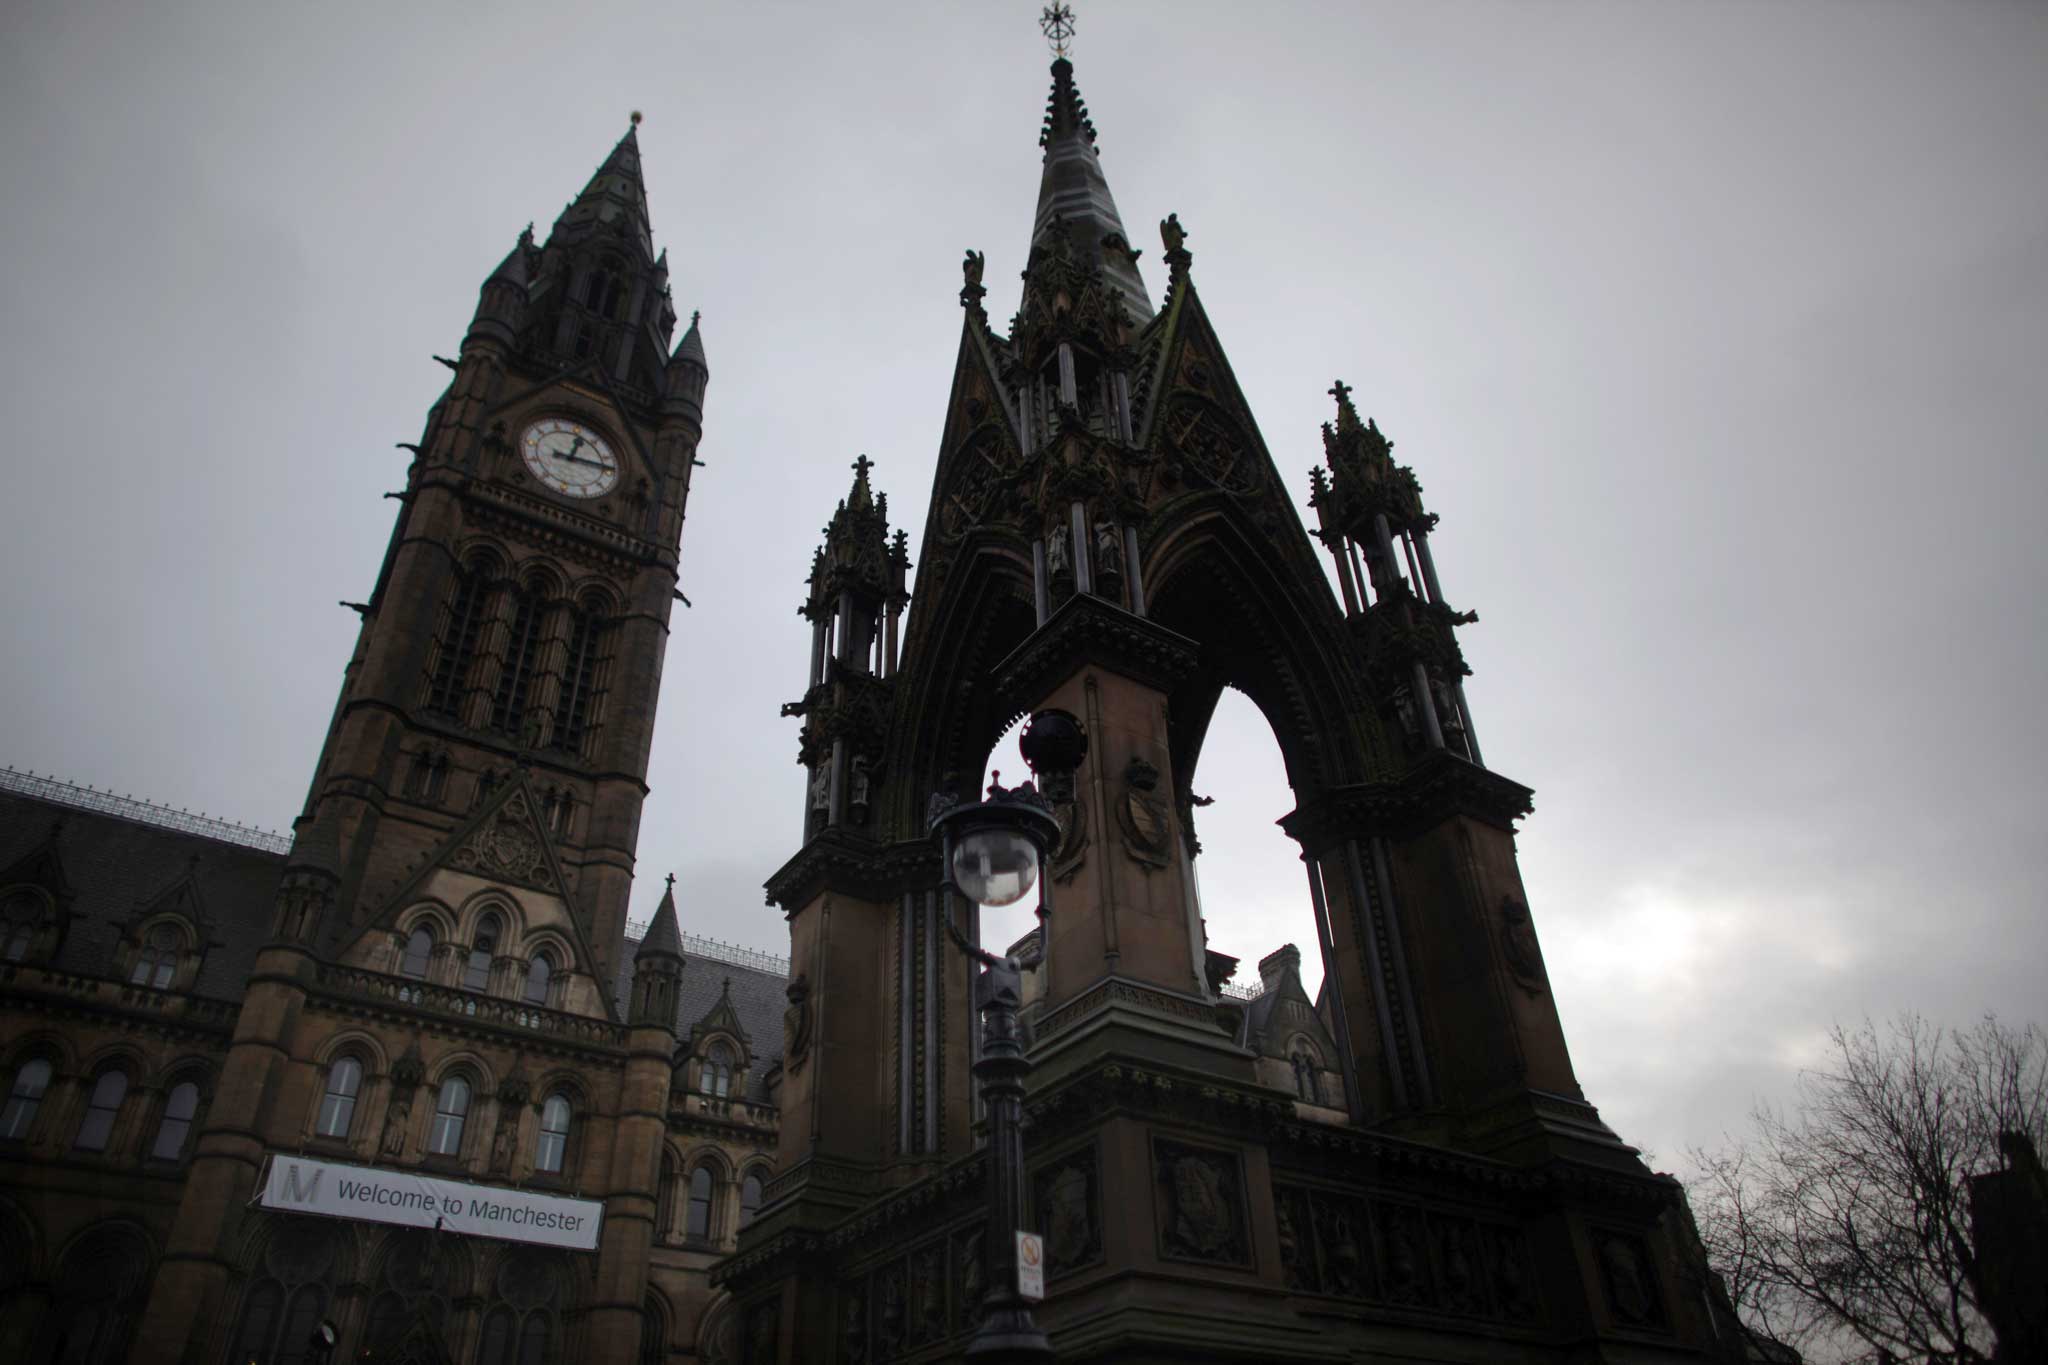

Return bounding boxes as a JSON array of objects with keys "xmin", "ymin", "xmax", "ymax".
[{"xmin": 556, "ymin": 451, "xmax": 611, "ymax": 469}]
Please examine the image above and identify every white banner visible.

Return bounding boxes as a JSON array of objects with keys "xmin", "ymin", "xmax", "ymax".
[{"xmin": 258, "ymin": 1154, "xmax": 603, "ymax": 1252}]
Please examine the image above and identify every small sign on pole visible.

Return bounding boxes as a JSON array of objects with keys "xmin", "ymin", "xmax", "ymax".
[{"xmin": 1016, "ymin": 1229, "xmax": 1046, "ymax": 1302}]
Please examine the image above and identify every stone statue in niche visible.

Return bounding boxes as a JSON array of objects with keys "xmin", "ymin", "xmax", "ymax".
[
  {"xmin": 1093, "ymin": 520, "xmax": 1123, "ymax": 581},
  {"xmin": 808, "ymin": 762, "xmax": 830, "ymax": 814},
  {"xmin": 1380, "ymin": 1205, "xmax": 1426, "ymax": 1304},
  {"xmin": 849, "ymin": 755, "xmax": 872, "ymax": 820},
  {"xmin": 380, "ymin": 1093, "xmax": 413, "ymax": 1158},
  {"xmin": 490, "ymin": 1118, "xmax": 517, "ymax": 1177},
  {"xmin": 1047, "ymin": 523, "xmax": 1072, "ymax": 583},
  {"xmin": 913, "ymin": 1244, "xmax": 945, "ymax": 1341}
]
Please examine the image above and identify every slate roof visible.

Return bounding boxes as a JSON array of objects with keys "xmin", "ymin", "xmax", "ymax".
[{"xmin": 0, "ymin": 789, "xmax": 285, "ymax": 1001}]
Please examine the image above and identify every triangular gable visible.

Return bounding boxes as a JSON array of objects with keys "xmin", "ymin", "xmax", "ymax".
[
  {"xmin": 687, "ymin": 978, "xmax": 753, "ymax": 1062},
  {"xmin": 130, "ymin": 863, "xmax": 212, "ymax": 936},
  {"xmin": 346, "ymin": 772, "xmax": 616, "ymax": 1021},
  {"xmin": 0, "ymin": 820, "xmax": 74, "ymax": 905}
]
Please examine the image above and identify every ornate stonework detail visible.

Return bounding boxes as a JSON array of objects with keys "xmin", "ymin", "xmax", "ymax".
[
  {"xmin": 838, "ymin": 1283, "xmax": 867, "ymax": 1364},
  {"xmin": 1499, "ymin": 897, "xmax": 1549, "ymax": 993},
  {"xmin": 1032, "ymin": 1145, "xmax": 1102, "ymax": 1279},
  {"xmin": 1049, "ymin": 793, "xmax": 1088, "ymax": 883},
  {"xmin": 448, "ymin": 789, "xmax": 555, "ymax": 890},
  {"xmin": 910, "ymin": 1242, "xmax": 946, "ymax": 1343},
  {"xmin": 1152, "ymin": 1137, "xmax": 1250, "ymax": 1267},
  {"xmin": 1162, "ymin": 397, "xmax": 1259, "ymax": 496},
  {"xmin": 1597, "ymin": 1231, "xmax": 1664, "ymax": 1328},
  {"xmin": 954, "ymin": 1226, "xmax": 984, "ymax": 1331},
  {"xmin": 874, "ymin": 1260, "xmax": 907, "ymax": 1355},
  {"xmin": 1116, "ymin": 756, "xmax": 1172, "ymax": 870},
  {"xmin": 782, "ymin": 974, "xmax": 812, "ymax": 1073}
]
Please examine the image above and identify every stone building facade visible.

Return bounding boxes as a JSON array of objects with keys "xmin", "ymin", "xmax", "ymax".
[
  {"xmin": 0, "ymin": 120, "xmax": 788, "ymax": 1364},
  {"xmin": 0, "ymin": 42, "xmax": 1754, "ymax": 1365}
]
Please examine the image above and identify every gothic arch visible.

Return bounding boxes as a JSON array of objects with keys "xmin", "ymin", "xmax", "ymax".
[
  {"xmin": 886, "ymin": 539, "xmax": 1039, "ymax": 833},
  {"xmin": 312, "ymin": 1027, "xmax": 391, "ymax": 1075},
  {"xmin": 1144, "ymin": 501, "xmax": 1386, "ymax": 795},
  {"xmin": 41, "ymin": 1218, "xmax": 154, "ymax": 1365},
  {"xmin": 0, "ymin": 1027, "xmax": 75, "ymax": 1077},
  {"xmin": 456, "ymin": 889, "xmax": 525, "ymax": 942},
  {"xmin": 397, "ymin": 898, "xmax": 459, "ymax": 942}
]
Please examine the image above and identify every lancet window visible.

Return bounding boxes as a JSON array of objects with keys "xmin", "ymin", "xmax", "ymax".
[
  {"xmin": 128, "ymin": 923, "xmax": 180, "ymax": 989},
  {"xmin": 428, "ymin": 1075, "xmax": 470, "ymax": 1157},
  {"xmin": 316, "ymin": 1056, "xmax": 363, "ymax": 1139},
  {"xmin": 151, "ymin": 1080, "xmax": 200, "ymax": 1160},
  {"xmin": 426, "ymin": 552, "xmax": 496, "ymax": 717},
  {"xmin": 1, "ymin": 1056, "xmax": 51, "ymax": 1139},
  {"xmin": 489, "ymin": 583, "xmax": 545, "ymax": 736}
]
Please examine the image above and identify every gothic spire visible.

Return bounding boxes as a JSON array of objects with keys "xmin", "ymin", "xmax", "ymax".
[
  {"xmin": 551, "ymin": 115, "xmax": 655, "ymax": 261},
  {"xmin": 636, "ymin": 874, "xmax": 682, "ymax": 961},
  {"xmin": 1030, "ymin": 57, "xmax": 1152, "ymax": 322}
]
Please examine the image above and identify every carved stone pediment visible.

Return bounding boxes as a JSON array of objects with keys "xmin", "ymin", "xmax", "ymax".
[{"xmin": 447, "ymin": 789, "xmax": 556, "ymax": 891}]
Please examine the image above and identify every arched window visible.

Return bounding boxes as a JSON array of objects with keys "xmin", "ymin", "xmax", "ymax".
[
  {"xmin": 152, "ymin": 1080, "xmax": 200, "ymax": 1160},
  {"xmin": 657, "ymin": 1154, "xmax": 679, "ymax": 1241},
  {"xmin": 490, "ymin": 584, "xmax": 545, "ymax": 736},
  {"xmin": 316, "ymin": 1056, "xmax": 363, "ymax": 1138},
  {"xmin": 426, "ymin": 556, "xmax": 495, "ymax": 717},
  {"xmin": 428, "ymin": 1076, "xmax": 470, "ymax": 1156},
  {"xmin": 2, "ymin": 890, "xmax": 39, "ymax": 961},
  {"xmin": 739, "ymin": 1172, "xmax": 764, "ymax": 1228},
  {"xmin": 536, "ymin": 1093, "xmax": 572, "ymax": 1174},
  {"xmin": 1, "ymin": 1057, "xmax": 52, "ymax": 1139},
  {"xmin": 524, "ymin": 952, "xmax": 552, "ymax": 1006},
  {"xmin": 74, "ymin": 1068, "xmax": 129, "ymax": 1151},
  {"xmin": 464, "ymin": 914, "xmax": 501, "ymax": 993},
  {"xmin": 552, "ymin": 595, "xmax": 610, "ymax": 756},
  {"xmin": 401, "ymin": 926, "xmax": 434, "ymax": 979},
  {"xmin": 639, "ymin": 1294, "xmax": 668, "ymax": 1365},
  {"xmin": 685, "ymin": 1166, "xmax": 714, "ymax": 1241},
  {"xmin": 129, "ymin": 924, "xmax": 179, "ymax": 989},
  {"xmin": 231, "ymin": 1221, "xmax": 338, "ymax": 1365},
  {"xmin": 1289, "ymin": 1043, "xmax": 1322, "ymax": 1105},
  {"xmin": 704, "ymin": 1043, "xmax": 734, "ymax": 1099}
]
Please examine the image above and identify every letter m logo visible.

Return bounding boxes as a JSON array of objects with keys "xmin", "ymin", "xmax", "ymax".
[{"xmin": 278, "ymin": 1163, "xmax": 323, "ymax": 1205}]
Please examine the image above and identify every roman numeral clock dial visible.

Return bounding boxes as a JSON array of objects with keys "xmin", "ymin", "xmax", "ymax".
[{"xmin": 520, "ymin": 418, "xmax": 620, "ymax": 499}]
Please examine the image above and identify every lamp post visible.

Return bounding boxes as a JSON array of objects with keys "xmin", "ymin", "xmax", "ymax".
[{"xmin": 929, "ymin": 709, "xmax": 1086, "ymax": 1364}]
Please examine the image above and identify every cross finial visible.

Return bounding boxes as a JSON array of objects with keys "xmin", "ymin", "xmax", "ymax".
[
  {"xmin": 852, "ymin": 454, "xmax": 874, "ymax": 481},
  {"xmin": 665, "ymin": 872, "xmax": 676, "ymax": 891},
  {"xmin": 1328, "ymin": 379, "xmax": 1353, "ymax": 406},
  {"xmin": 691, "ymin": 309, "xmax": 700, "ymax": 327},
  {"xmin": 1040, "ymin": 3, "xmax": 1076, "ymax": 59}
]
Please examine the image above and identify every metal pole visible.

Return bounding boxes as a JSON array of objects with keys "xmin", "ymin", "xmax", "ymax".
[{"xmin": 967, "ymin": 948, "xmax": 1052, "ymax": 1361}]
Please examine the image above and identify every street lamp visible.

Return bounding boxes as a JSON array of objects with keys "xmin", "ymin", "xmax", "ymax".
[{"xmin": 929, "ymin": 708, "xmax": 1086, "ymax": 1364}]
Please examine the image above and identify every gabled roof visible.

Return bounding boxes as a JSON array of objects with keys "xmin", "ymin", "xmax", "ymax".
[{"xmin": 0, "ymin": 790, "xmax": 284, "ymax": 1000}]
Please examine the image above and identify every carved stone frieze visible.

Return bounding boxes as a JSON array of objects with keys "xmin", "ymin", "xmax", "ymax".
[
  {"xmin": 1031, "ymin": 1144, "xmax": 1103, "ymax": 1279},
  {"xmin": 1152, "ymin": 1137, "xmax": 1251, "ymax": 1268}
]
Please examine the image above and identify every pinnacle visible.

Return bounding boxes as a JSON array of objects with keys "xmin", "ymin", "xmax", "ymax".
[
  {"xmin": 1029, "ymin": 55, "xmax": 1151, "ymax": 321},
  {"xmin": 636, "ymin": 875, "xmax": 682, "ymax": 960}
]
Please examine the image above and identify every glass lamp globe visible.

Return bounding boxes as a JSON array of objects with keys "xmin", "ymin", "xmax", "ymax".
[{"xmin": 952, "ymin": 826, "xmax": 1040, "ymax": 907}]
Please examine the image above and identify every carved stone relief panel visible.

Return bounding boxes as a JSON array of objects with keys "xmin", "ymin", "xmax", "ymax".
[
  {"xmin": 953, "ymin": 1224, "xmax": 985, "ymax": 1335},
  {"xmin": 1376, "ymin": 1202, "xmax": 1434, "ymax": 1308},
  {"xmin": 873, "ymin": 1259, "xmax": 907, "ymax": 1358},
  {"xmin": 1031, "ymin": 1144, "xmax": 1103, "ymax": 1279},
  {"xmin": 909, "ymin": 1240, "xmax": 947, "ymax": 1345},
  {"xmin": 1274, "ymin": 1180, "xmax": 1544, "ymax": 1325},
  {"xmin": 1595, "ymin": 1230, "xmax": 1666, "ymax": 1329},
  {"xmin": 1151, "ymin": 1137, "xmax": 1251, "ymax": 1268},
  {"xmin": 837, "ymin": 1281, "xmax": 867, "ymax": 1365}
]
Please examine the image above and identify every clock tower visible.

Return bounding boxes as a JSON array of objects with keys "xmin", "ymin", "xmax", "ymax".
[{"xmin": 298, "ymin": 114, "xmax": 708, "ymax": 996}]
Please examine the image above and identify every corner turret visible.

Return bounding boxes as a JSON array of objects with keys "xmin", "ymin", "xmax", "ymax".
[{"xmin": 629, "ymin": 875, "xmax": 685, "ymax": 1032}]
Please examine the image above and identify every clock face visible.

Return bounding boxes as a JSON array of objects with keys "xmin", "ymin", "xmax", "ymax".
[{"xmin": 520, "ymin": 418, "xmax": 619, "ymax": 499}]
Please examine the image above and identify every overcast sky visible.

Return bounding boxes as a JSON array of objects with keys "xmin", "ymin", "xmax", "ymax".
[{"xmin": 3, "ymin": 1, "xmax": 2043, "ymax": 1169}]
